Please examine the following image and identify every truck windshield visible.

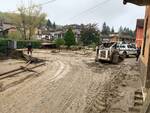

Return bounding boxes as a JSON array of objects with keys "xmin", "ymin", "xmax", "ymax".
[{"xmin": 102, "ymin": 42, "xmax": 115, "ymax": 48}]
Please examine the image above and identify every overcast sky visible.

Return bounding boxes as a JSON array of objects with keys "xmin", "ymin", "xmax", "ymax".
[{"xmin": 0, "ymin": 0, "xmax": 145, "ymax": 31}]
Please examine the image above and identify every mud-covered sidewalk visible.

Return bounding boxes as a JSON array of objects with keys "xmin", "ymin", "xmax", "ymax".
[{"xmin": 0, "ymin": 50, "xmax": 141, "ymax": 113}]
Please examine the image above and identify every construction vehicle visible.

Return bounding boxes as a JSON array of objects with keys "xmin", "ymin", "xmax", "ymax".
[{"xmin": 95, "ymin": 42, "xmax": 124, "ymax": 64}]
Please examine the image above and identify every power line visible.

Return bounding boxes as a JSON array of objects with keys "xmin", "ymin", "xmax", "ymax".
[
  {"xmin": 38, "ymin": 0, "xmax": 57, "ymax": 6},
  {"xmin": 10, "ymin": 0, "xmax": 57, "ymax": 12},
  {"xmin": 64, "ymin": 0, "xmax": 112, "ymax": 22}
]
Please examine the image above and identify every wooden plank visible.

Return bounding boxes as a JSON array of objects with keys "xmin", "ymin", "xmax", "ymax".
[
  {"xmin": 0, "ymin": 61, "xmax": 31, "ymax": 76},
  {"xmin": 0, "ymin": 63, "xmax": 45, "ymax": 80},
  {"xmin": 0, "ymin": 67, "xmax": 22, "ymax": 76}
]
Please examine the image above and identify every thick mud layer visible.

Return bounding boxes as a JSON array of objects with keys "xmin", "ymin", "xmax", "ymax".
[{"xmin": 0, "ymin": 50, "xmax": 141, "ymax": 113}]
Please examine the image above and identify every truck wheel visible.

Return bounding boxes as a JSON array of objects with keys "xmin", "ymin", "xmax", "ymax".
[
  {"xmin": 112, "ymin": 52, "xmax": 119, "ymax": 64},
  {"xmin": 95, "ymin": 57, "xmax": 99, "ymax": 62},
  {"xmin": 123, "ymin": 51, "xmax": 127, "ymax": 58}
]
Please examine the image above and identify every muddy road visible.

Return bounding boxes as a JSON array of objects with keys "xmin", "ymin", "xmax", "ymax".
[{"xmin": 0, "ymin": 50, "xmax": 141, "ymax": 113}]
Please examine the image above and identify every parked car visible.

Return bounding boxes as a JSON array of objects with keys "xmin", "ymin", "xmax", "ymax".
[{"xmin": 117, "ymin": 43, "xmax": 137, "ymax": 57}]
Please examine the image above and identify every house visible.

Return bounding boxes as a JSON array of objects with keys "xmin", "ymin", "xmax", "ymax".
[
  {"xmin": 50, "ymin": 29, "xmax": 64, "ymax": 39},
  {"xmin": 110, "ymin": 33, "xmax": 135, "ymax": 43},
  {"xmin": 101, "ymin": 35, "xmax": 111, "ymax": 43},
  {"xmin": 37, "ymin": 24, "xmax": 84, "ymax": 43},
  {"xmin": 140, "ymin": 6, "xmax": 150, "ymax": 88},
  {"xmin": 36, "ymin": 28, "xmax": 64, "ymax": 41},
  {"xmin": 136, "ymin": 19, "xmax": 144, "ymax": 48},
  {"xmin": 0, "ymin": 23, "xmax": 16, "ymax": 37},
  {"xmin": 123, "ymin": 0, "xmax": 150, "ymax": 112},
  {"xmin": 64, "ymin": 24, "xmax": 82, "ymax": 43},
  {"xmin": 101, "ymin": 33, "xmax": 135, "ymax": 43}
]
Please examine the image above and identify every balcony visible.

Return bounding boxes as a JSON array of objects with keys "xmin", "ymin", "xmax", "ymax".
[{"xmin": 123, "ymin": 0, "xmax": 150, "ymax": 6}]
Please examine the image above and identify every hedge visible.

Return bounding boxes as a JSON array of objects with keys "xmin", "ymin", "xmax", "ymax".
[
  {"xmin": 0, "ymin": 39, "xmax": 11, "ymax": 53},
  {"xmin": 17, "ymin": 40, "xmax": 41, "ymax": 49},
  {"xmin": 0, "ymin": 38, "xmax": 42, "ymax": 53}
]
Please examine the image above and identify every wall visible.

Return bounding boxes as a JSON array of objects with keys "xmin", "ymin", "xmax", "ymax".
[
  {"xmin": 110, "ymin": 36, "xmax": 119, "ymax": 42},
  {"xmin": 140, "ymin": 6, "xmax": 150, "ymax": 88},
  {"xmin": 136, "ymin": 27, "xmax": 144, "ymax": 47}
]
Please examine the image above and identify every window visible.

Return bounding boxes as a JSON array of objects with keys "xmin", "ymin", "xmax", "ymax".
[
  {"xmin": 120, "ymin": 45, "xmax": 125, "ymax": 48},
  {"xmin": 127, "ymin": 45, "xmax": 131, "ymax": 48},
  {"xmin": 112, "ymin": 43, "xmax": 117, "ymax": 49},
  {"xmin": 142, "ymin": 18, "xmax": 148, "ymax": 56}
]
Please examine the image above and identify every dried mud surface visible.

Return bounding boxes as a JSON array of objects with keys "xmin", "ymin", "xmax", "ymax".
[{"xmin": 0, "ymin": 50, "xmax": 141, "ymax": 113}]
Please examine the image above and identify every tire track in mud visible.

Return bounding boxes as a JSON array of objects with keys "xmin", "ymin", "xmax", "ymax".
[
  {"xmin": 0, "ymin": 57, "xmax": 71, "ymax": 113},
  {"xmin": 83, "ymin": 62, "xmax": 134, "ymax": 113},
  {"xmin": 32, "ymin": 57, "xmax": 93, "ymax": 113},
  {"xmin": 46, "ymin": 60, "xmax": 70, "ymax": 82},
  {"xmin": 41, "ymin": 63, "xmax": 85, "ymax": 113},
  {"xmin": 1, "ymin": 51, "xmax": 132, "ymax": 113}
]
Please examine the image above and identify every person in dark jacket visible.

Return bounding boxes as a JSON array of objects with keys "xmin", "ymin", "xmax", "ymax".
[
  {"xmin": 27, "ymin": 43, "xmax": 32, "ymax": 55},
  {"xmin": 136, "ymin": 47, "xmax": 141, "ymax": 61}
]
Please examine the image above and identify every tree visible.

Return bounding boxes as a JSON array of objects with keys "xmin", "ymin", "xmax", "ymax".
[
  {"xmin": 111, "ymin": 27, "xmax": 115, "ymax": 33},
  {"xmin": 118, "ymin": 26, "xmax": 124, "ymax": 34},
  {"xmin": 118, "ymin": 26, "xmax": 135, "ymax": 37},
  {"xmin": 46, "ymin": 19, "xmax": 52, "ymax": 30},
  {"xmin": 7, "ymin": 31, "xmax": 22, "ymax": 40},
  {"xmin": 80, "ymin": 24, "xmax": 100, "ymax": 46},
  {"xmin": 55, "ymin": 38, "xmax": 65, "ymax": 48},
  {"xmin": 101, "ymin": 22, "xmax": 110, "ymax": 35},
  {"xmin": 64, "ymin": 28, "xmax": 76, "ymax": 48},
  {"xmin": 53, "ymin": 22, "xmax": 56, "ymax": 29},
  {"xmin": 10, "ymin": 0, "xmax": 46, "ymax": 40}
]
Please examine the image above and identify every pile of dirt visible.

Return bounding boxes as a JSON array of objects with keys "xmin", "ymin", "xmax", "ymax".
[
  {"xmin": 9, "ymin": 50, "xmax": 24, "ymax": 59},
  {"xmin": 0, "ymin": 50, "xmax": 24, "ymax": 60},
  {"xmin": 51, "ymin": 50, "xmax": 60, "ymax": 53}
]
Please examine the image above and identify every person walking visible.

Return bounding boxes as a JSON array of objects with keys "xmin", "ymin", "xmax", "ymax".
[
  {"xmin": 136, "ymin": 47, "xmax": 141, "ymax": 61},
  {"xmin": 27, "ymin": 42, "xmax": 32, "ymax": 56}
]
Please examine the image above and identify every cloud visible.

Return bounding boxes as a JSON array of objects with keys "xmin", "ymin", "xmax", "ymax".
[{"xmin": 0, "ymin": 0, "xmax": 145, "ymax": 30}]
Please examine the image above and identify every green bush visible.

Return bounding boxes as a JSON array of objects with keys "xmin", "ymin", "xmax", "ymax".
[
  {"xmin": 64, "ymin": 28, "xmax": 76, "ymax": 48},
  {"xmin": 0, "ymin": 38, "xmax": 11, "ymax": 53},
  {"xmin": 54, "ymin": 38, "xmax": 65, "ymax": 48},
  {"xmin": 17, "ymin": 40, "xmax": 41, "ymax": 49},
  {"xmin": 88, "ymin": 43, "xmax": 97, "ymax": 51}
]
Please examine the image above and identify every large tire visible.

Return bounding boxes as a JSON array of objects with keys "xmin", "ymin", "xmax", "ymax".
[
  {"xmin": 95, "ymin": 57, "xmax": 99, "ymax": 62},
  {"xmin": 111, "ymin": 52, "xmax": 119, "ymax": 64},
  {"xmin": 123, "ymin": 51, "xmax": 127, "ymax": 58}
]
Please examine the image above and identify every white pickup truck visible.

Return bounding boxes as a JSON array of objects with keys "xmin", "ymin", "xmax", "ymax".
[{"xmin": 117, "ymin": 43, "xmax": 137, "ymax": 58}]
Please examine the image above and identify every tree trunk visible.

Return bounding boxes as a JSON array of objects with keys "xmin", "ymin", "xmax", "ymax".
[
  {"xmin": 29, "ymin": 27, "xmax": 32, "ymax": 40},
  {"xmin": 22, "ymin": 20, "xmax": 27, "ymax": 40}
]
